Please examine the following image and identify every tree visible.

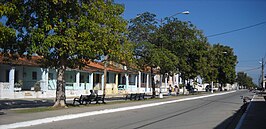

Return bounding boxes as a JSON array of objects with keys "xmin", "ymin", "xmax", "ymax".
[
  {"xmin": 236, "ymin": 72, "xmax": 256, "ymax": 89},
  {"xmin": 128, "ymin": 12, "xmax": 179, "ymax": 97},
  {"xmin": 0, "ymin": 3, "xmax": 16, "ymax": 54},
  {"xmin": 2, "ymin": 0, "xmax": 129, "ymax": 108},
  {"xmin": 0, "ymin": 23, "xmax": 16, "ymax": 54},
  {"xmin": 213, "ymin": 44, "xmax": 237, "ymax": 89},
  {"xmin": 156, "ymin": 18, "xmax": 209, "ymax": 89}
]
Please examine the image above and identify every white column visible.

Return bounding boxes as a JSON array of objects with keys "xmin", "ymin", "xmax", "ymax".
[
  {"xmin": 76, "ymin": 72, "xmax": 80, "ymax": 89},
  {"xmin": 138, "ymin": 71, "xmax": 141, "ymax": 92},
  {"xmin": 176, "ymin": 74, "xmax": 179, "ymax": 87},
  {"xmin": 115, "ymin": 73, "xmax": 119, "ymax": 88},
  {"xmin": 146, "ymin": 74, "xmax": 149, "ymax": 92},
  {"xmin": 160, "ymin": 74, "xmax": 163, "ymax": 93},
  {"xmin": 101, "ymin": 74, "xmax": 104, "ymax": 90},
  {"xmin": 90, "ymin": 73, "xmax": 94, "ymax": 90},
  {"xmin": 125, "ymin": 73, "xmax": 129, "ymax": 90},
  {"xmin": 135, "ymin": 75, "xmax": 138, "ymax": 92},
  {"xmin": 9, "ymin": 67, "xmax": 15, "ymax": 91},
  {"xmin": 165, "ymin": 76, "xmax": 168, "ymax": 87},
  {"xmin": 41, "ymin": 68, "xmax": 49, "ymax": 91}
]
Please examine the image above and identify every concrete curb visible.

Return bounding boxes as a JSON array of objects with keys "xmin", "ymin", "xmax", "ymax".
[{"xmin": 235, "ymin": 94, "xmax": 255, "ymax": 129}]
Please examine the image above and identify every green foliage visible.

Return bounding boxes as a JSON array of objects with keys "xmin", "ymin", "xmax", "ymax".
[
  {"xmin": 128, "ymin": 12, "xmax": 179, "ymax": 74},
  {"xmin": 236, "ymin": 72, "xmax": 256, "ymax": 88},
  {"xmin": 155, "ymin": 18, "xmax": 209, "ymax": 81},
  {"xmin": 2, "ymin": 0, "xmax": 129, "ymax": 68},
  {"xmin": 213, "ymin": 44, "xmax": 237, "ymax": 85},
  {"xmin": 128, "ymin": 12, "xmax": 238, "ymax": 87},
  {"xmin": 34, "ymin": 81, "xmax": 41, "ymax": 92},
  {"xmin": 0, "ymin": 23, "xmax": 16, "ymax": 53},
  {"xmin": 2, "ymin": 0, "xmax": 131, "ymax": 107}
]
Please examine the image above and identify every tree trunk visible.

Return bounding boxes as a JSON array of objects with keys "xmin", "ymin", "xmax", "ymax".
[
  {"xmin": 53, "ymin": 65, "xmax": 67, "ymax": 108},
  {"xmin": 151, "ymin": 67, "xmax": 156, "ymax": 98},
  {"xmin": 103, "ymin": 62, "xmax": 107, "ymax": 96},
  {"xmin": 182, "ymin": 77, "xmax": 186, "ymax": 95}
]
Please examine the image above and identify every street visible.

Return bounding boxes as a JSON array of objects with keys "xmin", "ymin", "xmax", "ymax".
[{"xmin": 15, "ymin": 90, "xmax": 253, "ymax": 129}]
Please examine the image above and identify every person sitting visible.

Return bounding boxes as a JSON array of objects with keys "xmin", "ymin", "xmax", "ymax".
[{"xmin": 88, "ymin": 90, "xmax": 96, "ymax": 99}]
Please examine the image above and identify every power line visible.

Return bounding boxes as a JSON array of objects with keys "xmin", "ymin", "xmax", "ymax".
[
  {"xmin": 207, "ymin": 21, "xmax": 266, "ymax": 37},
  {"xmin": 238, "ymin": 66, "xmax": 261, "ymax": 72}
]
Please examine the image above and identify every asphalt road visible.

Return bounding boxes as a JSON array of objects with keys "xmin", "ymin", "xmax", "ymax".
[{"xmin": 19, "ymin": 90, "xmax": 253, "ymax": 129}]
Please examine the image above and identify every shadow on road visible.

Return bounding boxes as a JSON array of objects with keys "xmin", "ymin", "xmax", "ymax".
[{"xmin": 214, "ymin": 102, "xmax": 248, "ymax": 129}]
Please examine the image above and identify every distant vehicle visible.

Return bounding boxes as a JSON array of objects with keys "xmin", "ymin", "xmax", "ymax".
[
  {"xmin": 205, "ymin": 85, "xmax": 218, "ymax": 92},
  {"xmin": 205, "ymin": 85, "xmax": 212, "ymax": 92},
  {"xmin": 256, "ymin": 87, "xmax": 264, "ymax": 91},
  {"xmin": 186, "ymin": 85, "xmax": 198, "ymax": 93}
]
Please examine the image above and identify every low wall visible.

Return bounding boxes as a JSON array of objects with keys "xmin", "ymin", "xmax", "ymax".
[{"xmin": 0, "ymin": 82, "xmax": 13, "ymax": 99}]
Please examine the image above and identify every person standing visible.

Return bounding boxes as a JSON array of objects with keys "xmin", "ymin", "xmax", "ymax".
[
  {"xmin": 174, "ymin": 85, "xmax": 179, "ymax": 96},
  {"xmin": 168, "ymin": 85, "xmax": 172, "ymax": 96}
]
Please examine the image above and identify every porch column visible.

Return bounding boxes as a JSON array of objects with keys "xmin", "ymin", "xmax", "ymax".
[
  {"xmin": 101, "ymin": 74, "xmax": 104, "ymax": 91},
  {"xmin": 9, "ymin": 67, "xmax": 15, "ymax": 91},
  {"xmin": 76, "ymin": 71, "xmax": 80, "ymax": 89},
  {"xmin": 125, "ymin": 73, "xmax": 129, "ymax": 91},
  {"xmin": 176, "ymin": 74, "xmax": 179, "ymax": 87},
  {"xmin": 115, "ymin": 73, "xmax": 118, "ymax": 91},
  {"xmin": 41, "ymin": 68, "xmax": 49, "ymax": 91},
  {"xmin": 90, "ymin": 73, "xmax": 94, "ymax": 90},
  {"xmin": 146, "ymin": 74, "xmax": 149, "ymax": 92},
  {"xmin": 165, "ymin": 76, "xmax": 168, "ymax": 87},
  {"xmin": 138, "ymin": 71, "xmax": 141, "ymax": 92},
  {"xmin": 135, "ymin": 75, "xmax": 138, "ymax": 91},
  {"xmin": 160, "ymin": 74, "xmax": 163, "ymax": 93}
]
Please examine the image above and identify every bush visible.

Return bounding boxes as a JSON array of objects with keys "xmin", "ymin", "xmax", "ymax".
[{"xmin": 34, "ymin": 81, "xmax": 41, "ymax": 92}]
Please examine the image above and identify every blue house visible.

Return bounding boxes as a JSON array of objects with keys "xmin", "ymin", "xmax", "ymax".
[{"xmin": 0, "ymin": 55, "xmax": 157, "ymax": 99}]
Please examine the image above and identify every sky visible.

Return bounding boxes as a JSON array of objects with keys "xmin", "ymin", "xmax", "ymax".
[{"xmin": 115, "ymin": 0, "xmax": 266, "ymax": 85}]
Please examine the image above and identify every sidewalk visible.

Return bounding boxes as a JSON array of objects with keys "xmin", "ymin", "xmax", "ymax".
[{"xmin": 236, "ymin": 92, "xmax": 266, "ymax": 129}]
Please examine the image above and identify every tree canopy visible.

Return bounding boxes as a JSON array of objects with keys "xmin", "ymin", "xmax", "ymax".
[
  {"xmin": 236, "ymin": 72, "xmax": 256, "ymax": 89},
  {"xmin": 1, "ymin": 0, "xmax": 131, "ymax": 107}
]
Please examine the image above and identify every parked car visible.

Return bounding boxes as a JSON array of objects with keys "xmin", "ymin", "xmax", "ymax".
[
  {"xmin": 205, "ymin": 85, "xmax": 218, "ymax": 92},
  {"xmin": 205, "ymin": 85, "xmax": 212, "ymax": 92}
]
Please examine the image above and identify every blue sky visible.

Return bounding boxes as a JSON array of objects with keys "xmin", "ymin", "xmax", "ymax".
[{"xmin": 115, "ymin": 0, "xmax": 266, "ymax": 84}]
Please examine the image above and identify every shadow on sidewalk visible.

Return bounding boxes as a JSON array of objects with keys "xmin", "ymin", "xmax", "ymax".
[
  {"xmin": 0, "ymin": 99, "xmax": 54, "ymax": 110},
  {"xmin": 214, "ymin": 102, "xmax": 248, "ymax": 129}
]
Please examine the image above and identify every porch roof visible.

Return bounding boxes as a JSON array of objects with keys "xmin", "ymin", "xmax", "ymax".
[
  {"xmin": 0, "ymin": 54, "xmax": 41, "ymax": 67},
  {"xmin": 0, "ymin": 54, "xmax": 136, "ymax": 74}
]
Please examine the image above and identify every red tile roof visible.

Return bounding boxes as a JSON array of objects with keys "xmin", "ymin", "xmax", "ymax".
[{"xmin": 0, "ymin": 54, "xmax": 133, "ymax": 73}]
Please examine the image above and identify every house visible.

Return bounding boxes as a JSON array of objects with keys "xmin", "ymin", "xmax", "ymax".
[
  {"xmin": 0, "ymin": 54, "xmax": 159, "ymax": 99},
  {"xmin": 0, "ymin": 54, "xmax": 197, "ymax": 99}
]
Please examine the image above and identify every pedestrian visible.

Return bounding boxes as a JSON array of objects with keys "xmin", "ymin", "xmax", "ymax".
[
  {"xmin": 168, "ymin": 85, "xmax": 172, "ymax": 96},
  {"xmin": 174, "ymin": 85, "xmax": 179, "ymax": 96}
]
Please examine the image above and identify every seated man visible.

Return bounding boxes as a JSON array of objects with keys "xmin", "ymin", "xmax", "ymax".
[
  {"xmin": 88, "ymin": 90, "xmax": 96, "ymax": 99},
  {"xmin": 81, "ymin": 90, "xmax": 96, "ymax": 104}
]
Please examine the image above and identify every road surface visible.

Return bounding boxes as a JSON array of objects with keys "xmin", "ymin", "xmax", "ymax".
[{"xmin": 18, "ymin": 90, "xmax": 252, "ymax": 129}]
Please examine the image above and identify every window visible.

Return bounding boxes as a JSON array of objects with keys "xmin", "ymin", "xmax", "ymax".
[
  {"xmin": 5, "ymin": 70, "xmax": 9, "ymax": 82},
  {"xmin": 107, "ymin": 72, "xmax": 109, "ymax": 83},
  {"xmin": 32, "ymin": 72, "xmax": 37, "ymax": 80},
  {"xmin": 48, "ymin": 73, "xmax": 53, "ymax": 80},
  {"xmin": 80, "ymin": 75, "xmax": 84, "ymax": 83}
]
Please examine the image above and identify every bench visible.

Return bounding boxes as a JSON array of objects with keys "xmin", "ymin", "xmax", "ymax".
[
  {"xmin": 95, "ymin": 95, "xmax": 105, "ymax": 104},
  {"xmin": 125, "ymin": 93, "xmax": 145, "ymax": 100},
  {"xmin": 73, "ymin": 94, "xmax": 105, "ymax": 105}
]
